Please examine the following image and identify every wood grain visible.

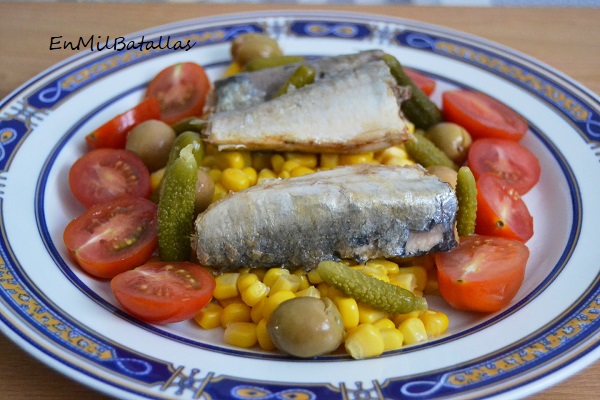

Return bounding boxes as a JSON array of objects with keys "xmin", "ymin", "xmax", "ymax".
[{"xmin": 0, "ymin": 3, "xmax": 598, "ymax": 399}]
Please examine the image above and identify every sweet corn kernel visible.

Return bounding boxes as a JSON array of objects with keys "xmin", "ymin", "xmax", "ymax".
[
  {"xmin": 278, "ymin": 170, "xmax": 291, "ymax": 179},
  {"xmin": 345, "ymin": 323, "xmax": 384, "ymax": 359},
  {"xmin": 373, "ymin": 318, "xmax": 396, "ymax": 331},
  {"xmin": 366, "ymin": 259, "xmax": 400, "ymax": 275},
  {"xmin": 218, "ymin": 296, "xmax": 245, "ymax": 308},
  {"xmin": 257, "ymin": 168, "xmax": 277, "ymax": 183},
  {"xmin": 221, "ymin": 302, "xmax": 251, "ymax": 327},
  {"xmin": 213, "ymin": 273, "xmax": 240, "ymax": 300},
  {"xmin": 320, "ymin": 153, "xmax": 338, "ymax": 169},
  {"xmin": 307, "ymin": 269, "xmax": 322, "ymax": 284},
  {"xmin": 358, "ymin": 303, "xmax": 387, "ymax": 324},
  {"xmin": 295, "ymin": 286, "xmax": 321, "ymax": 298},
  {"xmin": 262, "ymin": 290, "xmax": 296, "ymax": 321},
  {"xmin": 397, "ymin": 317, "xmax": 428, "ymax": 345},
  {"xmin": 270, "ymin": 274, "xmax": 301, "ymax": 294},
  {"xmin": 290, "ymin": 166, "xmax": 315, "ymax": 177},
  {"xmin": 223, "ymin": 61, "xmax": 242, "ymax": 77},
  {"xmin": 357, "ymin": 266, "xmax": 390, "ymax": 283},
  {"xmin": 393, "ymin": 311, "xmax": 421, "ymax": 326},
  {"xmin": 293, "ymin": 273, "xmax": 310, "ymax": 291},
  {"xmin": 256, "ymin": 318, "xmax": 275, "ymax": 351},
  {"xmin": 384, "ymin": 157, "xmax": 415, "ymax": 166},
  {"xmin": 252, "ymin": 152, "xmax": 273, "ymax": 171},
  {"xmin": 271, "ymin": 154, "xmax": 286, "ymax": 173},
  {"xmin": 221, "ymin": 168, "xmax": 251, "ymax": 192},
  {"xmin": 339, "ymin": 152, "xmax": 374, "ymax": 165},
  {"xmin": 217, "ymin": 151, "xmax": 247, "ymax": 169},
  {"xmin": 316, "ymin": 282, "xmax": 330, "ymax": 298},
  {"xmin": 241, "ymin": 280, "xmax": 270, "ymax": 307},
  {"xmin": 334, "ymin": 296, "xmax": 360, "ymax": 329},
  {"xmin": 150, "ymin": 168, "xmax": 165, "ymax": 190},
  {"xmin": 250, "ymin": 298, "xmax": 266, "ymax": 323},
  {"xmin": 223, "ymin": 322, "xmax": 257, "ymax": 348},
  {"xmin": 243, "ymin": 167, "xmax": 258, "ymax": 186},
  {"xmin": 419, "ymin": 310, "xmax": 450, "ymax": 337},
  {"xmin": 212, "ymin": 183, "xmax": 228, "ymax": 202},
  {"xmin": 208, "ymin": 169, "xmax": 222, "ymax": 183},
  {"xmin": 389, "ymin": 273, "xmax": 417, "ymax": 292},
  {"xmin": 281, "ymin": 160, "xmax": 302, "ymax": 173},
  {"xmin": 194, "ymin": 302, "xmax": 223, "ymax": 330},
  {"xmin": 201, "ymin": 154, "xmax": 218, "ymax": 169},
  {"xmin": 398, "ymin": 266, "xmax": 428, "ymax": 292},
  {"xmin": 263, "ymin": 268, "xmax": 290, "ymax": 288},
  {"xmin": 285, "ymin": 152, "xmax": 318, "ymax": 168},
  {"xmin": 380, "ymin": 327, "xmax": 404, "ymax": 351},
  {"xmin": 424, "ymin": 274, "xmax": 440, "ymax": 295},
  {"xmin": 237, "ymin": 272, "xmax": 259, "ymax": 293}
]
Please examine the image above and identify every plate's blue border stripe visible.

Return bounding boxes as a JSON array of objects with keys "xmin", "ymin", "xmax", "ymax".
[
  {"xmin": 0, "ymin": 12, "xmax": 597, "ymax": 400},
  {"xmin": 396, "ymin": 30, "xmax": 600, "ymax": 143}
]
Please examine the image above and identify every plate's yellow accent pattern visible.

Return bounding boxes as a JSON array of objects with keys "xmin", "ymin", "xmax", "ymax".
[
  {"xmin": 448, "ymin": 291, "xmax": 599, "ymax": 386},
  {"xmin": 0, "ymin": 255, "xmax": 113, "ymax": 360}
]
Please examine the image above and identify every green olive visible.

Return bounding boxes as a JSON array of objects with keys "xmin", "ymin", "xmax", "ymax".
[
  {"xmin": 194, "ymin": 169, "xmax": 215, "ymax": 215},
  {"xmin": 427, "ymin": 165, "xmax": 458, "ymax": 189},
  {"xmin": 126, "ymin": 120, "xmax": 176, "ymax": 172},
  {"xmin": 424, "ymin": 122, "xmax": 473, "ymax": 165},
  {"xmin": 231, "ymin": 33, "xmax": 283, "ymax": 67},
  {"xmin": 267, "ymin": 297, "xmax": 344, "ymax": 358}
]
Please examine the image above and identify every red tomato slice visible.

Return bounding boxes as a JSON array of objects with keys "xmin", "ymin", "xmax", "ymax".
[
  {"xmin": 69, "ymin": 148, "xmax": 151, "ymax": 208},
  {"xmin": 468, "ymin": 138, "xmax": 541, "ymax": 195},
  {"xmin": 442, "ymin": 90, "xmax": 528, "ymax": 141},
  {"xmin": 145, "ymin": 62, "xmax": 210, "ymax": 125},
  {"xmin": 405, "ymin": 68, "xmax": 436, "ymax": 96},
  {"xmin": 475, "ymin": 173, "xmax": 534, "ymax": 242},
  {"xmin": 435, "ymin": 235, "xmax": 529, "ymax": 313},
  {"xmin": 110, "ymin": 261, "xmax": 216, "ymax": 324},
  {"xmin": 63, "ymin": 196, "xmax": 158, "ymax": 279},
  {"xmin": 85, "ymin": 97, "xmax": 161, "ymax": 149}
]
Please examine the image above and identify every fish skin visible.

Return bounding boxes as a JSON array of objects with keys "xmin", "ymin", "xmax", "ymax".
[
  {"xmin": 203, "ymin": 60, "xmax": 412, "ymax": 153},
  {"xmin": 194, "ymin": 164, "xmax": 458, "ymax": 271},
  {"xmin": 210, "ymin": 50, "xmax": 386, "ymax": 113}
]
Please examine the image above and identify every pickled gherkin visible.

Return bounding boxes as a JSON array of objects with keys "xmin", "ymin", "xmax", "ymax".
[
  {"xmin": 456, "ymin": 166, "xmax": 478, "ymax": 237},
  {"xmin": 405, "ymin": 132, "xmax": 458, "ymax": 171},
  {"xmin": 244, "ymin": 55, "xmax": 305, "ymax": 72},
  {"xmin": 275, "ymin": 65, "xmax": 316, "ymax": 97},
  {"xmin": 158, "ymin": 144, "xmax": 198, "ymax": 262},
  {"xmin": 171, "ymin": 118, "xmax": 206, "ymax": 135},
  {"xmin": 317, "ymin": 261, "xmax": 428, "ymax": 314},
  {"xmin": 166, "ymin": 130, "xmax": 205, "ymax": 167},
  {"xmin": 382, "ymin": 54, "xmax": 442, "ymax": 130}
]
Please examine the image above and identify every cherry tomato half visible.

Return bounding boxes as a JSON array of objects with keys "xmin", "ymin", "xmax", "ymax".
[
  {"xmin": 468, "ymin": 138, "xmax": 541, "ymax": 195},
  {"xmin": 442, "ymin": 89, "xmax": 528, "ymax": 141},
  {"xmin": 110, "ymin": 261, "xmax": 216, "ymax": 324},
  {"xmin": 435, "ymin": 235, "xmax": 530, "ymax": 313},
  {"xmin": 85, "ymin": 97, "xmax": 161, "ymax": 149},
  {"xmin": 63, "ymin": 196, "xmax": 158, "ymax": 279},
  {"xmin": 69, "ymin": 148, "xmax": 151, "ymax": 208},
  {"xmin": 475, "ymin": 173, "xmax": 534, "ymax": 242},
  {"xmin": 145, "ymin": 62, "xmax": 210, "ymax": 125},
  {"xmin": 405, "ymin": 68, "xmax": 436, "ymax": 96}
]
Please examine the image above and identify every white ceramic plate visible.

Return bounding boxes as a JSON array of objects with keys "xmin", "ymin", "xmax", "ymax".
[{"xmin": 0, "ymin": 10, "xmax": 598, "ymax": 400}]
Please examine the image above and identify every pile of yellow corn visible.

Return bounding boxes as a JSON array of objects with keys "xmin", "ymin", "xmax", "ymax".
[{"xmin": 194, "ymin": 257, "xmax": 448, "ymax": 359}]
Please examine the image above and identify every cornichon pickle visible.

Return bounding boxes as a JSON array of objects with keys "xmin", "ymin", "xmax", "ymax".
[
  {"xmin": 171, "ymin": 117, "xmax": 206, "ymax": 135},
  {"xmin": 382, "ymin": 54, "xmax": 442, "ymax": 130},
  {"xmin": 158, "ymin": 144, "xmax": 198, "ymax": 262},
  {"xmin": 275, "ymin": 65, "xmax": 316, "ymax": 97},
  {"xmin": 405, "ymin": 132, "xmax": 458, "ymax": 171},
  {"xmin": 244, "ymin": 55, "xmax": 305, "ymax": 72},
  {"xmin": 456, "ymin": 166, "xmax": 478, "ymax": 237},
  {"xmin": 316, "ymin": 261, "xmax": 428, "ymax": 314},
  {"xmin": 166, "ymin": 130, "xmax": 205, "ymax": 167}
]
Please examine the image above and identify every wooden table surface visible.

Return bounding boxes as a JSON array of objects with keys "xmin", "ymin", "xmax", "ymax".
[{"xmin": 0, "ymin": 3, "xmax": 598, "ymax": 399}]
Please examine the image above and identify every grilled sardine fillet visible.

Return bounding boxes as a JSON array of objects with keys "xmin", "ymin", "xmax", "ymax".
[
  {"xmin": 194, "ymin": 164, "xmax": 458, "ymax": 271},
  {"xmin": 204, "ymin": 60, "xmax": 412, "ymax": 153},
  {"xmin": 211, "ymin": 50, "xmax": 386, "ymax": 113}
]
